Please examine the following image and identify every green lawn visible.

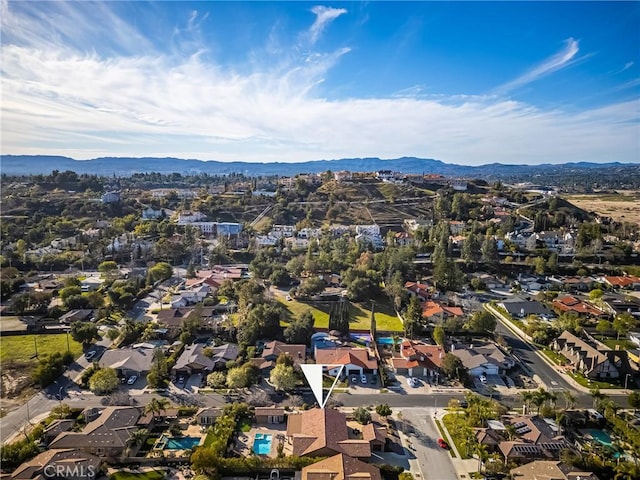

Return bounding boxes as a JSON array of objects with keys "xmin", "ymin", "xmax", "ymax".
[
  {"xmin": 0, "ymin": 334, "xmax": 83, "ymax": 366},
  {"xmin": 203, "ymin": 429, "xmax": 216, "ymax": 447},
  {"xmin": 442, "ymin": 414, "xmax": 471, "ymax": 459},
  {"xmin": 539, "ymin": 348, "xmax": 569, "ymax": 366},
  {"xmin": 279, "ymin": 298, "xmax": 403, "ymax": 332},
  {"xmin": 601, "ymin": 339, "xmax": 635, "ymax": 350},
  {"xmin": 110, "ymin": 470, "xmax": 165, "ymax": 480},
  {"xmin": 567, "ymin": 372, "xmax": 622, "ymax": 390}
]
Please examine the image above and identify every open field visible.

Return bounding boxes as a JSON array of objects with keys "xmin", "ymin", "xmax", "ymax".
[
  {"xmin": 278, "ymin": 297, "xmax": 403, "ymax": 332},
  {"xmin": 110, "ymin": 470, "xmax": 166, "ymax": 480},
  {"xmin": 0, "ymin": 316, "xmax": 28, "ymax": 333},
  {"xmin": 0, "ymin": 333, "xmax": 83, "ymax": 366},
  {"xmin": 565, "ymin": 191, "xmax": 640, "ymax": 224}
]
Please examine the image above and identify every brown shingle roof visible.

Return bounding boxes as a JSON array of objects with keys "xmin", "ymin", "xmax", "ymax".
[
  {"xmin": 286, "ymin": 408, "xmax": 371, "ymax": 458},
  {"xmin": 12, "ymin": 449, "xmax": 101, "ymax": 480},
  {"xmin": 301, "ymin": 453, "xmax": 382, "ymax": 480},
  {"xmin": 314, "ymin": 348, "xmax": 377, "ymax": 370}
]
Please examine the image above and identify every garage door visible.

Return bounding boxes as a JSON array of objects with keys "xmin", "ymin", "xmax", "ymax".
[{"xmin": 347, "ymin": 369, "xmax": 360, "ymax": 375}]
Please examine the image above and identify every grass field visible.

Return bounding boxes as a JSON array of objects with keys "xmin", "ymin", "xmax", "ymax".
[
  {"xmin": 279, "ymin": 298, "xmax": 403, "ymax": 332},
  {"xmin": 110, "ymin": 470, "xmax": 165, "ymax": 480},
  {"xmin": 566, "ymin": 191, "xmax": 640, "ymax": 224},
  {"xmin": 442, "ymin": 413, "xmax": 471, "ymax": 459},
  {"xmin": 0, "ymin": 334, "xmax": 83, "ymax": 366}
]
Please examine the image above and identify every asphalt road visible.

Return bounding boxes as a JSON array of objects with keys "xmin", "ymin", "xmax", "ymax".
[
  {"xmin": 493, "ymin": 318, "xmax": 574, "ymax": 392},
  {"xmin": 400, "ymin": 408, "xmax": 459, "ymax": 480}
]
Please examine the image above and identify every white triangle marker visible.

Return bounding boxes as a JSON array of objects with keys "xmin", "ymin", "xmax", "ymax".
[{"xmin": 300, "ymin": 364, "xmax": 344, "ymax": 409}]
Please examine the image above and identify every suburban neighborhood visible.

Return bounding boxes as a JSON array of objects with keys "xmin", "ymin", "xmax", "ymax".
[{"xmin": 1, "ymin": 167, "xmax": 640, "ymax": 480}]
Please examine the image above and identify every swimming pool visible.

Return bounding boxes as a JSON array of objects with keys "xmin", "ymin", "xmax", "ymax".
[
  {"xmin": 377, "ymin": 337, "xmax": 397, "ymax": 345},
  {"xmin": 581, "ymin": 429, "xmax": 613, "ymax": 448},
  {"xmin": 252, "ymin": 433, "xmax": 273, "ymax": 455},
  {"xmin": 158, "ymin": 434, "xmax": 201, "ymax": 450}
]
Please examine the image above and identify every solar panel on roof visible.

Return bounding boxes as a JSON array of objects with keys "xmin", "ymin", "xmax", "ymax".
[
  {"xmin": 516, "ymin": 426, "xmax": 532, "ymax": 434},
  {"xmin": 513, "ymin": 421, "xmax": 527, "ymax": 428}
]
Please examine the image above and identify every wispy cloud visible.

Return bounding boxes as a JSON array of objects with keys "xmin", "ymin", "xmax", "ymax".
[
  {"xmin": 495, "ymin": 38, "xmax": 580, "ymax": 94},
  {"xmin": 1, "ymin": 2, "xmax": 637, "ymax": 165},
  {"xmin": 308, "ymin": 5, "xmax": 347, "ymax": 44}
]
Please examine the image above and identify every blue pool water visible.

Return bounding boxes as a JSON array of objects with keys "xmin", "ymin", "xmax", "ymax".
[
  {"xmin": 161, "ymin": 435, "xmax": 201, "ymax": 450},
  {"xmin": 376, "ymin": 337, "xmax": 396, "ymax": 345},
  {"xmin": 253, "ymin": 433, "xmax": 273, "ymax": 455},
  {"xmin": 581, "ymin": 429, "xmax": 613, "ymax": 448}
]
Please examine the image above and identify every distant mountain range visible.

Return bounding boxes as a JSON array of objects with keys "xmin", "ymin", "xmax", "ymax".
[{"xmin": 0, "ymin": 154, "xmax": 637, "ymax": 178}]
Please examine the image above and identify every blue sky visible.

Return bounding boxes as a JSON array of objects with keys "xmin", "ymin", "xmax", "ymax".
[{"xmin": 1, "ymin": 1, "xmax": 638, "ymax": 165}]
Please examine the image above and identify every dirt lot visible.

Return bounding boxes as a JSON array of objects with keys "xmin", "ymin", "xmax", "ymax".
[{"xmin": 565, "ymin": 191, "xmax": 640, "ymax": 224}]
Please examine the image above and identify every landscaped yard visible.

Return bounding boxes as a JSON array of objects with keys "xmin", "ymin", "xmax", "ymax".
[
  {"xmin": 539, "ymin": 348, "xmax": 569, "ymax": 366},
  {"xmin": 442, "ymin": 413, "xmax": 471, "ymax": 459},
  {"xmin": 601, "ymin": 339, "xmax": 635, "ymax": 350},
  {"xmin": 568, "ymin": 372, "xmax": 622, "ymax": 390},
  {"xmin": 0, "ymin": 333, "xmax": 83, "ymax": 367},
  {"xmin": 110, "ymin": 470, "xmax": 166, "ymax": 480},
  {"xmin": 279, "ymin": 297, "xmax": 403, "ymax": 332}
]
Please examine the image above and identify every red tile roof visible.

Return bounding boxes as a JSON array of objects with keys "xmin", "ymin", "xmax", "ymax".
[{"xmin": 314, "ymin": 347, "xmax": 378, "ymax": 370}]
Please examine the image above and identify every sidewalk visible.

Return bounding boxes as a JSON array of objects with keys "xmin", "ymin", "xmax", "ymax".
[
  {"xmin": 485, "ymin": 304, "xmax": 630, "ymax": 395},
  {"xmin": 433, "ymin": 410, "xmax": 478, "ymax": 479}
]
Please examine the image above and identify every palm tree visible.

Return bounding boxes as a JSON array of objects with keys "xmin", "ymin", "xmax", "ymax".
[
  {"xmin": 505, "ymin": 424, "xmax": 517, "ymax": 441},
  {"xmin": 590, "ymin": 388, "xmax": 606, "ymax": 411},
  {"xmin": 562, "ymin": 391, "xmax": 577, "ymax": 410},
  {"xmin": 145, "ymin": 397, "xmax": 171, "ymax": 419},
  {"xmin": 475, "ymin": 442, "xmax": 489, "ymax": 473},
  {"xmin": 531, "ymin": 388, "xmax": 549, "ymax": 415},
  {"xmin": 520, "ymin": 391, "xmax": 535, "ymax": 414}
]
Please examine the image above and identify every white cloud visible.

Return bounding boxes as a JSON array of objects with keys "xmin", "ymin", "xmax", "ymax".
[
  {"xmin": 1, "ymin": 3, "xmax": 638, "ymax": 165},
  {"xmin": 308, "ymin": 5, "xmax": 347, "ymax": 45},
  {"xmin": 495, "ymin": 38, "xmax": 580, "ymax": 94}
]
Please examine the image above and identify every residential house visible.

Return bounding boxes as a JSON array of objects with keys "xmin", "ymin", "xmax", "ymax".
[
  {"xmin": 552, "ymin": 295, "xmax": 603, "ymax": 317},
  {"xmin": 196, "ymin": 407, "xmax": 223, "ymax": 426},
  {"xmin": 60, "ymin": 309, "xmax": 94, "ymax": 324},
  {"xmin": 298, "ymin": 227, "xmax": 323, "ymax": 239},
  {"xmin": 391, "ymin": 341, "xmax": 444, "ymax": 379},
  {"xmin": 498, "ymin": 415, "xmax": 570, "ymax": 464},
  {"xmin": 510, "ymin": 460, "xmax": 599, "ymax": 480},
  {"xmin": 251, "ymin": 341, "xmax": 306, "ymax": 375},
  {"xmin": 602, "ymin": 275, "xmax": 640, "ymax": 290},
  {"xmin": 320, "ymin": 273, "xmax": 343, "ymax": 287},
  {"xmin": 141, "ymin": 207, "xmax": 163, "ymax": 220},
  {"xmin": 334, "ymin": 171, "xmax": 352, "ymax": 182},
  {"xmin": 450, "ymin": 342, "xmax": 515, "ymax": 377},
  {"xmin": 255, "ymin": 406, "xmax": 286, "ymax": 424},
  {"xmin": 600, "ymin": 294, "xmax": 640, "ymax": 318},
  {"xmin": 449, "ymin": 220, "xmax": 465, "ymax": 235},
  {"xmin": 314, "ymin": 347, "xmax": 378, "ymax": 377},
  {"xmin": 284, "ymin": 237, "xmax": 310, "ymax": 250},
  {"xmin": 498, "ymin": 296, "xmax": 551, "ymax": 318},
  {"xmin": 470, "ymin": 273, "xmax": 507, "ymax": 290},
  {"xmin": 548, "ymin": 276, "xmax": 597, "ymax": 292},
  {"xmin": 421, "ymin": 301, "xmax": 463, "ymax": 324},
  {"xmin": 99, "ymin": 346, "xmax": 155, "ymax": 379},
  {"xmin": 101, "ymin": 191, "xmax": 120, "ymax": 203},
  {"xmin": 553, "ymin": 331, "xmax": 621, "ymax": 379},
  {"xmin": 207, "ymin": 343, "xmax": 239, "ymax": 369},
  {"xmin": 172, "ymin": 344, "xmax": 216, "ymax": 377},
  {"xmin": 80, "ymin": 277, "xmax": 104, "ymax": 292},
  {"xmin": 48, "ymin": 407, "xmax": 140, "ymax": 459},
  {"xmin": 394, "ymin": 231, "xmax": 414, "ymax": 246},
  {"xmin": 156, "ymin": 307, "xmax": 200, "ymax": 335},
  {"xmin": 404, "ymin": 218, "xmax": 433, "ymax": 232},
  {"xmin": 404, "ymin": 281, "xmax": 432, "ymax": 301},
  {"xmin": 43, "ymin": 419, "xmax": 75, "ymax": 444},
  {"xmin": 286, "ymin": 408, "xmax": 372, "ymax": 458},
  {"xmin": 11, "ymin": 449, "xmax": 102, "ymax": 480},
  {"xmin": 270, "ymin": 225, "xmax": 296, "ymax": 238},
  {"xmin": 300, "ymin": 453, "xmax": 382, "ymax": 480},
  {"xmin": 177, "ymin": 211, "xmax": 207, "ymax": 224}
]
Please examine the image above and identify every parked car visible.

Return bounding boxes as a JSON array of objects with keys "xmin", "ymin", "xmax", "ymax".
[
  {"xmin": 127, "ymin": 375, "xmax": 137, "ymax": 385},
  {"xmin": 479, "ymin": 374, "xmax": 487, "ymax": 383},
  {"xmin": 360, "ymin": 375, "xmax": 367, "ymax": 384},
  {"xmin": 407, "ymin": 377, "xmax": 418, "ymax": 388},
  {"xmin": 85, "ymin": 351, "xmax": 96, "ymax": 360},
  {"xmin": 351, "ymin": 375, "xmax": 358, "ymax": 384},
  {"xmin": 371, "ymin": 374, "xmax": 378, "ymax": 384},
  {"xmin": 437, "ymin": 438, "xmax": 449, "ymax": 449}
]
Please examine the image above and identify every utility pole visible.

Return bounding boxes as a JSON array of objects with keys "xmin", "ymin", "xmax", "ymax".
[{"xmin": 34, "ymin": 336, "xmax": 38, "ymax": 358}]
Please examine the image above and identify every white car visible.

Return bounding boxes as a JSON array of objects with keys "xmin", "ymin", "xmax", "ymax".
[
  {"xmin": 479, "ymin": 375, "xmax": 487, "ymax": 383},
  {"xmin": 127, "ymin": 375, "xmax": 137, "ymax": 385},
  {"xmin": 407, "ymin": 377, "xmax": 418, "ymax": 388},
  {"xmin": 360, "ymin": 375, "xmax": 367, "ymax": 384},
  {"xmin": 85, "ymin": 351, "xmax": 96, "ymax": 361},
  {"xmin": 350, "ymin": 376, "xmax": 358, "ymax": 384}
]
